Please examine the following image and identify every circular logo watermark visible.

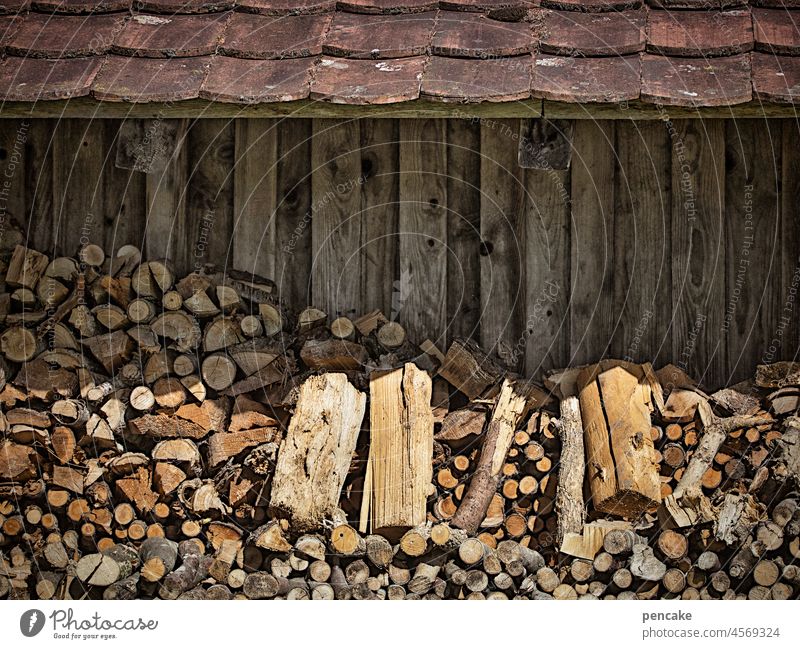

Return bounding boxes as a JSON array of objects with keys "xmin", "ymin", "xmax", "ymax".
[{"xmin": 20, "ymin": 609, "xmax": 45, "ymax": 638}]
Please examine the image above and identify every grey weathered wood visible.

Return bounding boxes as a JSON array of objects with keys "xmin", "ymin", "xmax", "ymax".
[
  {"xmin": 610, "ymin": 120, "xmax": 671, "ymax": 366},
  {"xmin": 24, "ymin": 119, "xmax": 56, "ymax": 253},
  {"xmin": 185, "ymin": 119, "xmax": 235, "ymax": 276},
  {"xmin": 779, "ymin": 120, "xmax": 800, "ymax": 363},
  {"xmin": 0, "ymin": 119, "xmax": 27, "ymax": 250},
  {"xmin": 311, "ymin": 119, "xmax": 362, "ymax": 319},
  {"xmin": 233, "ymin": 119, "xmax": 278, "ymax": 279},
  {"xmin": 103, "ymin": 121, "xmax": 146, "ymax": 253},
  {"xmin": 724, "ymin": 119, "xmax": 781, "ymax": 385},
  {"xmin": 144, "ymin": 119, "xmax": 189, "ymax": 263},
  {"xmin": 569, "ymin": 120, "xmax": 616, "ymax": 366},
  {"xmin": 360, "ymin": 119, "xmax": 399, "ymax": 318},
  {"xmin": 671, "ymin": 119, "xmax": 727, "ymax": 388},
  {"xmin": 524, "ymin": 166, "xmax": 570, "ymax": 375},
  {"xmin": 274, "ymin": 119, "xmax": 313, "ymax": 305},
  {"xmin": 480, "ymin": 118, "xmax": 526, "ymax": 370},
  {"xmin": 446, "ymin": 119, "xmax": 481, "ymax": 344},
  {"xmin": 398, "ymin": 119, "xmax": 447, "ymax": 345}
]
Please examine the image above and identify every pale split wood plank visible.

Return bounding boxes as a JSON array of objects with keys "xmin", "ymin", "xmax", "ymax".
[
  {"xmin": 144, "ymin": 118, "xmax": 189, "ymax": 264},
  {"xmin": 398, "ymin": 119, "xmax": 448, "ymax": 345},
  {"xmin": 360, "ymin": 119, "xmax": 399, "ymax": 318},
  {"xmin": 51, "ymin": 119, "xmax": 107, "ymax": 257},
  {"xmin": 724, "ymin": 119, "xmax": 782, "ymax": 384},
  {"xmin": 524, "ymin": 166, "xmax": 570, "ymax": 376},
  {"xmin": 274, "ymin": 119, "xmax": 313, "ymax": 306},
  {"xmin": 569, "ymin": 120, "xmax": 616, "ymax": 366},
  {"xmin": 610, "ymin": 120, "xmax": 671, "ymax": 367},
  {"xmin": 102, "ymin": 120, "xmax": 146, "ymax": 255},
  {"xmin": 671, "ymin": 119, "xmax": 727, "ymax": 389},
  {"xmin": 233, "ymin": 119, "xmax": 278, "ymax": 279},
  {"xmin": 446, "ymin": 118, "xmax": 481, "ymax": 345},
  {"xmin": 311, "ymin": 119, "xmax": 363, "ymax": 319},
  {"xmin": 480, "ymin": 118, "xmax": 526, "ymax": 370},
  {"xmin": 185, "ymin": 119, "xmax": 235, "ymax": 277},
  {"xmin": 778, "ymin": 120, "xmax": 800, "ymax": 362}
]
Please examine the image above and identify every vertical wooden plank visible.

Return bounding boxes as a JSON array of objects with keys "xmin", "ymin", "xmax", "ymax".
[
  {"xmin": 274, "ymin": 119, "xmax": 313, "ymax": 306},
  {"xmin": 671, "ymin": 119, "xmax": 726, "ymax": 388},
  {"xmin": 360, "ymin": 119, "xmax": 399, "ymax": 317},
  {"xmin": 145, "ymin": 118, "xmax": 189, "ymax": 264},
  {"xmin": 310, "ymin": 119, "xmax": 363, "ymax": 319},
  {"xmin": 779, "ymin": 120, "xmax": 800, "ymax": 362},
  {"xmin": 479, "ymin": 119, "xmax": 526, "ymax": 369},
  {"xmin": 398, "ymin": 119, "xmax": 447, "ymax": 345},
  {"xmin": 524, "ymin": 166, "xmax": 571, "ymax": 376},
  {"xmin": 0, "ymin": 119, "xmax": 27, "ymax": 250},
  {"xmin": 569, "ymin": 120, "xmax": 616, "ymax": 366},
  {"xmin": 723, "ymin": 119, "xmax": 782, "ymax": 383},
  {"xmin": 24, "ymin": 120, "xmax": 55, "ymax": 253},
  {"xmin": 233, "ymin": 119, "xmax": 278, "ymax": 279},
  {"xmin": 610, "ymin": 121, "xmax": 671, "ymax": 366},
  {"xmin": 102, "ymin": 120, "xmax": 147, "ymax": 254},
  {"xmin": 446, "ymin": 119, "xmax": 481, "ymax": 344},
  {"xmin": 185, "ymin": 119, "xmax": 235, "ymax": 276},
  {"xmin": 51, "ymin": 119, "xmax": 106, "ymax": 256}
]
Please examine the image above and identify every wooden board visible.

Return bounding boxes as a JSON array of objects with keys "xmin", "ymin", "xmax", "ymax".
[
  {"xmin": 398, "ymin": 119, "xmax": 448, "ymax": 345},
  {"xmin": 569, "ymin": 120, "xmax": 616, "ymax": 366},
  {"xmin": 479, "ymin": 119, "xmax": 525, "ymax": 370},
  {"xmin": 274, "ymin": 119, "xmax": 313, "ymax": 306},
  {"xmin": 24, "ymin": 119, "xmax": 56, "ymax": 253},
  {"xmin": 724, "ymin": 119, "xmax": 782, "ymax": 385},
  {"xmin": 524, "ymin": 166, "xmax": 571, "ymax": 375},
  {"xmin": 233, "ymin": 119, "xmax": 278, "ymax": 280},
  {"xmin": 446, "ymin": 119, "xmax": 481, "ymax": 344},
  {"xmin": 360, "ymin": 119, "xmax": 399, "ymax": 318},
  {"xmin": 610, "ymin": 120, "xmax": 671, "ymax": 367},
  {"xmin": 670, "ymin": 119, "xmax": 727, "ymax": 389},
  {"xmin": 0, "ymin": 119, "xmax": 27, "ymax": 250},
  {"xmin": 779, "ymin": 119, "xmax": 800, "ymax": 362},
  {"xmin": 102, "ymin": 121, "xmax": 146, "ymax": 254},
  {"xmin": 185, "ymin": 119, "xmax": 235, "ymax": 276},
  {"xmin": 311, "ymin": 119, "xmax": 363, "ymax": 319}
]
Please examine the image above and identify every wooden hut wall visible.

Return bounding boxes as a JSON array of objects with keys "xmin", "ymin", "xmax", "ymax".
[{"xmin": 1, "ymin": 117, "xmax": 798, "ymax": 388}]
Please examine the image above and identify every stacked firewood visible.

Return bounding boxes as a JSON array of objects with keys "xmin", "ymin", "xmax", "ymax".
[{"xmin": 0, "ymin": 243, "xmax": 799, "ymax": 600}]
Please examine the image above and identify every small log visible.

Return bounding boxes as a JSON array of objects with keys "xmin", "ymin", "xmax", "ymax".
[{"xmin": 555, "ymin": 395, "xmax": 585, "ymax": 546}]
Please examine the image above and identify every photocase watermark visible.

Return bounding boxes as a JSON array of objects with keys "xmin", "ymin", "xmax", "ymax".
[
  {"xmin": 0, "ymin": 120, "xmax": 30, "ymax": 242},
  {"xmin": 18, "ymin": 608, "xmax": 159, "ymax": 641},
  {"xmin": 722, "ymin": 184, "xmax": 755, "ymax": 335},
  {"xmin": 657, "ymin": 104, "xmax": 697, "ymax": 224},
  {"xmin": 193, "ymin": 209, "xmax": 216, "ymax": 273},
  {"xmin": 624, "ymin": 309, "xmax": 654, "ymax": 363},
  {"xmin": 283, "ymin": 174, "xmax": 367, "ymax": 255},
  {"xmin": 762, "ymin": 260, "xmax": 800, "ymax": 364},
  {"xmin": 677, "ymin": 312, "xmax": 707, "ymax": 371}
]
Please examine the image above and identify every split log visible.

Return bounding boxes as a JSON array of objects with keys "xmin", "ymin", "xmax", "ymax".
[
  {"xmin": 270, "ymin": 374, "xmax": 366, "ymax": 531},
  {"xmin": 361, "ymin": 363, "xmax": 433, "ymax": 537},
  {"xmin": 555, "ymin": 395, "xmax": 585, "ymax": 546}
]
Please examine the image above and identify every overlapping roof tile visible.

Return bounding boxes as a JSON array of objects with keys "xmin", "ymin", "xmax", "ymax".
[{"xmin": 0, "ymin": 1, "xmax": 797, "ymax": 107}]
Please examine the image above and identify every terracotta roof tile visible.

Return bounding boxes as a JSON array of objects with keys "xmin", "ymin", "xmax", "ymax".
[
  {"xmin": 751, "ymin": 0, "xmax": 800, "ymax": 7},
  {"xmin": 422, "ymin": 54, "xmax": 532, "ymax": 101},
  {"xmin": 337, "ymin": 0, "xmax": 438, "ymax": 13},
  {"xmin": 236, "ymin": 0, "xmax": 336, "ymax": 14},
  {"xmin": 432, "ymin": 10, "xmax": 533, "ymax": 57},
  {"xmin": 540, "ymin": 9, "xmax": 645, "ymax": 56},
  {"xmin": 310, "ymin": 55, "xmax": 424, "ymax": 103},
  {"xmin": 0, "ymin": 0, "xmax": 29, "ymax": 14},
  {"xmin": 323, "ymin": 11, "xmax": 435, "ymax": 58},
  {"xmin": 30, "ymin": 0, "xmax": 131, "ymax": 12},
  {"xmin": 200, "ymin": 55, "xmax": 313, "ymax": 102},
  {"xmin": 6, "ymin": 13, "xmax": 126, "ymax": 58},
  {"xmin": 640, "ymin": 53, "xmax": 752, "ymax": 105},
  {"xmin": 93, "ymin": 54, "xmax": 210, "ymax": 100},
  {"xmin": 532, "ymin": 53, "xmax": 640, "ymax": 101},
  {"xmin": 752, "ymin": 51, "xmax": 800, "ymax": 102},
  {"xmin": 0, "ymin": 14, "xmax": 22, "ymax": 48},
  {"xmin": 753, "ymin": 8, "xmax": 800, "ymax": 55},
  {"xmin": 0, "ymin": 55, "xmax": 101, "ymax": 100},
  {"xmin": 439, "ymin": 0, "xmax": 535, "ymax": 16},
  {"xmin": 136, "ymin": 0, "xmax": 235, "ymax": 12},
  {"xmin": 540, "ymin": 0, "xmax": 642, "ymax": 11},
  {"xmin": 221, "ymin": 12, "xmax": 330, "ymax": 58},
  {"xmin": 647, "ymin": 9, "xmax": 753, "ymax": 57},
  {"xmin": 113, "ymin": 12, "xmax": 229, "ymax": 57},
  {"xmin": 647, "ymin": 0, "xmax": 746, "ymax": 8}
]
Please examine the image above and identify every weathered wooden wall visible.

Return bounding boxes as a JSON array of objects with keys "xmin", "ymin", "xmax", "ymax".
[{"xmin": 1, "ymin": 117, "xmax": 798, "ymax": 388}]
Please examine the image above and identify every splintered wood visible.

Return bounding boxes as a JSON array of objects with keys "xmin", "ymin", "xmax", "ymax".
[
  {"xmin": 578, "ymin": 363, "xmax": 661, "ymax": 517},
  {"xmin": 269, "ymin": 374, "xmax": 366, "ymax": 532},
  {"xmin": 361, "ymin": 364, "xmax": 433, "ymax": 538}
]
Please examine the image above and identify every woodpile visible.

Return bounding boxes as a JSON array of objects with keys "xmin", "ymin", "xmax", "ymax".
[{"xmin": 0, "ymin": 243, "xmax": 798, "ymax": 600}]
